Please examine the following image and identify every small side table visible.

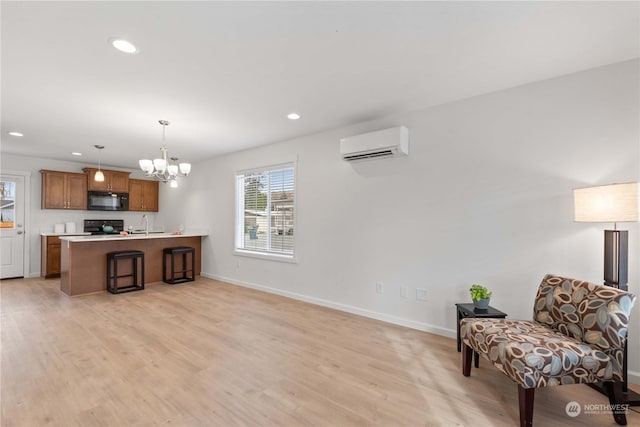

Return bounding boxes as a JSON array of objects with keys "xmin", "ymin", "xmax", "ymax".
[{"xmin": 455, "ymin": 303, "xmax": 507, "ymax": 368}]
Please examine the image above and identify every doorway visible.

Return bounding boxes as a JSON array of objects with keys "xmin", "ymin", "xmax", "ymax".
[{"xmin": 1, "ymin": 172, "xmax": 29, "ymax": 279}]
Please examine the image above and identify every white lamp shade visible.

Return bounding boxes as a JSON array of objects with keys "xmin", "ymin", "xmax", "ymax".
[
  {"xmin": 94, "ymin": 170, "xmax": 105, "ymax": 182},
  {"xmin": 153, "ymin": 158, "xmax": 166, "ymax": 173},
  {"xmin": 179, "ymin": 162, "xmax": 191, "ymax": 175},
  {"xmin": 139, "ymin": 159, "xmax": 153, "ymax": 173},
  {"xmin": 167, "ymin": 164, "xmax": 179, "ymax": 177},
  {"xmin": 170, "ymin": 179, "xmax": 178, "ymax": 188},
  {"xmin": 574, "ymin": 182, "xmax": 640, "ymax": 222}
]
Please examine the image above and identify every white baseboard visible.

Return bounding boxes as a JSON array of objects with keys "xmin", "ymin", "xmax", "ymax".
[
  {"xmin": 201, "ymin": 271, "xmax": 456, "ymax": 339},
  {"xmin": 200, "ymin": 272, "xmax": 640, "ymax": 386}
]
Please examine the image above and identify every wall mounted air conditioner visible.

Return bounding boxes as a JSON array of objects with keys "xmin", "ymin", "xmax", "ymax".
[{"xmin": 340, "ymin": 126, "xmax": 409, "ymax": 162}]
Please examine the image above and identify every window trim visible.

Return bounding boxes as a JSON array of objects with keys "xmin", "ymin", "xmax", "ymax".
[
  {"xmin": 233, "ymin": 248, "xmax": 297, "ymax": 263},
  {"xmin": 234, "ymin": 161, "xmax": 297, "ymax": 262}
]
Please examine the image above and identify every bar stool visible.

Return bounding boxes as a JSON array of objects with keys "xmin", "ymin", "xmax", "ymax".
[
  {"xmin": 106, "ymin": 250, "xmax": 145, "ymax": 294},
  {"xmin": 163, "ymin": 246, "xmax": 195, "ymax": 284}
]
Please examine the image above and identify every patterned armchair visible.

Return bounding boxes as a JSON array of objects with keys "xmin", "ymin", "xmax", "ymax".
[{"xmin": 460, "ymin": 274, "xmax": 636, "ymax": 427}]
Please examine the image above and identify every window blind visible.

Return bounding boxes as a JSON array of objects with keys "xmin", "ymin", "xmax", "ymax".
[{"xmin": 236, "ymin": 164, "xmax": 295, "ymax": 257}]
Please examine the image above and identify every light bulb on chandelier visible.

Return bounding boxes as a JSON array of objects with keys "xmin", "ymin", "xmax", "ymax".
[{"xmin": 139, "ymin": 120, "xmax": 191, "ymax": 186}]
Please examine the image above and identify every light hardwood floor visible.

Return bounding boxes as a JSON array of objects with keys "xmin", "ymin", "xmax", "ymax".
[{"xmin": 2, "ymin": 277, "xmax": 639, "ymax": 426}]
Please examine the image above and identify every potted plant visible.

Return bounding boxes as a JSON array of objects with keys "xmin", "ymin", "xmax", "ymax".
[{"xmin": 470, "ymin": 284, "xmax": 492, "ymax": 309}]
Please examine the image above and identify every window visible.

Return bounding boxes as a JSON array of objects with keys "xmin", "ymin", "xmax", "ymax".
[
  {"xmin": 235, "ymin": 163, "xmax": 295, "ymax": 260},
  {"xmin": 0, "ymin": 180, "xmax": 16, "ymax": 229}
]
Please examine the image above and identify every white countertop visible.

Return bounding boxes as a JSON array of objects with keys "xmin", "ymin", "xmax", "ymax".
[
  {"xmin": 41, "ymin": 232, "xmax": 92, "ymax": 236},
  {"xmin": 59, "ymin": 231, "xmax": 208, "ymax": 242}
]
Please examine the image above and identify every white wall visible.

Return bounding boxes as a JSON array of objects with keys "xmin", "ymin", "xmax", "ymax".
[
  {"xmin": 157, "ymin": 59, "xmax": 640, "ymax": 380},
  {"xmin": 0, "ymin": 154, "xmax": 162, "ymax": 276},
  {"xmin": 2, "ymin": 60, "xmax": 637, "ymax": 380}
]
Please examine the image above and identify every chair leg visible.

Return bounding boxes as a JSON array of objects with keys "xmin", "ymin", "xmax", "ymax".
[
  {"xmin": 603, "ymin": 381, "xmax": 627, "ymax": 426},
  {"xmin": 518, "ymin": 385, "xmax": 534, "ymax": 427},
  {"xmin": 462, "ymin": 342, "xmax": 473, "ymax": 376}
]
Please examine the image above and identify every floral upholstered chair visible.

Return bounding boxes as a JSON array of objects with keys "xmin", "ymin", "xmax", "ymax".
[{"xmin": 460, "ymin": 274, "xmax": 636, "ymax": 427}]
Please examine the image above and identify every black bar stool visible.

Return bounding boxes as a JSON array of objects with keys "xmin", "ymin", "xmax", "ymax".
[
  {"xmin": 163, "ymin": 246, "xmax": 195, "ymax": 284},
  {"xmin": 106, "ymin": 250, "xmax": 145, "ymax": 294}
]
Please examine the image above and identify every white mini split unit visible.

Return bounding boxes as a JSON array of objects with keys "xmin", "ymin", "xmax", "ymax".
[{"xmin": 340, "ymin": 126, "xmax": 409, "ymax": 162}]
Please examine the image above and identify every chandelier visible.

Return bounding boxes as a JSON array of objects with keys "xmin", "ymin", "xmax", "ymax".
[{"xmin": 139, "ymin": 120, "xmax": 191, "ymax": 188}]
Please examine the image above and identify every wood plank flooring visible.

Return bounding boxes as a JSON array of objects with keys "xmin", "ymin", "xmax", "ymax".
[{"xmin": 2, "ymin": 277, "xmax": 639, "ymax": 426}]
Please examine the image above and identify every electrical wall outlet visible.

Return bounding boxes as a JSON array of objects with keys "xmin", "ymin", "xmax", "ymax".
[
  {"xmin": 376, "ymin": 282, "xmax": 384, "ymax": 294},
  {"xmin": 416, "ymin": 288, "xmax": 428, "ymax": 301},
  {"xmin": 400, "ymin": 285, "xmax": 408, "ymax": 298}
]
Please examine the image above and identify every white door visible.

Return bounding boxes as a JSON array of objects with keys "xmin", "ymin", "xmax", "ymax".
[{"xmin": 0, "ymin": 174, "xmax": 25, "ymax": 279}]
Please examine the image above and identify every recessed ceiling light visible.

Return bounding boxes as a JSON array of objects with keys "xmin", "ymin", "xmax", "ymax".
[
  {"xmin": 8, "ymin": 131, "xmax": 24, "ymax": 137},
  {"xmin": 109, "ymin": 38, "xmax": 138, "ymax": 54},
  {"xmin": 71, "ymin": 152, "xmax": 82, "ymax": 156},
  {"xmin": 287, "ymin": 113, "xmax": 301, "ymax": 120}
]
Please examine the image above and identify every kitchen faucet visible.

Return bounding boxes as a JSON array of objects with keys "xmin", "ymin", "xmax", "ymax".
[{"xmin": 142, "ymin": 214, "xmax": 149, "ymax": 236}]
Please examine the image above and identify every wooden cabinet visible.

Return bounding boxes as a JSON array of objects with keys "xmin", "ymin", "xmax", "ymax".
[
  {"xmin": 41, "ymin": 234, "xmax": 87, "ymax": 278},
  {"xmin": 41, "ymin": 170, "xmax": 87, "ymax": 209},
  {"xmin": 83, "ymin": 168, "xmax": 130, "ymax": 192},
  {"xmin": 41, "ymin": 236, "xmax": 62, "ymax": 278},
  {"xmin": 129, "ymin": 179, "xmax": 159, "ymax": 212}
]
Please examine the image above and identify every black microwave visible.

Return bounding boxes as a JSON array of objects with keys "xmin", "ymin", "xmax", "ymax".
[{"xmin": 87, "ymin": 191, "xmax": 129, "ymax": 211}]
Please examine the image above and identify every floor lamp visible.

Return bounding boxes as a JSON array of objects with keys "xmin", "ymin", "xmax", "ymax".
[{"xmin": 574, "ymin": 182, "xmax": 639, "ymax": 406}]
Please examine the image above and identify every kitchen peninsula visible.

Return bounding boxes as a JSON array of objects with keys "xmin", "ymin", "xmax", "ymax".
[{"xmin": 59, "ymin": 232, "xmax": 207, "ymax": 296}]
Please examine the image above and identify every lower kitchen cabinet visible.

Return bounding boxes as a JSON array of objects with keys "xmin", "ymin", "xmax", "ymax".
[
  {"xmin": 41, "ymin": 235, "xmax": 86, "ymax": 278},
  {"xmin": 42, "ymin": 236, "xmax": 62, "ymax": 278}
]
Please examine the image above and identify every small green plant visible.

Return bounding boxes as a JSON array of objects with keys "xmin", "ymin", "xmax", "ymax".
[{"xmin": 469, "ymin": 284, "xmax": 492, "ymax": 301}]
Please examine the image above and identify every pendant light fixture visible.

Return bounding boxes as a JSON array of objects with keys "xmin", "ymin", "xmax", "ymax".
[
  {"xmin": 139, "ymin": 120, "xmax": 191, "ymax": 187},
  {"xmin": 94, "ymin": 145, "xmax": 105, "ymax": 182}
]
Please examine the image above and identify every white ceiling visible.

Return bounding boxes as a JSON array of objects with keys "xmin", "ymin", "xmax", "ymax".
[{"xmin": 2, "ymin": 1, "xmax": 638, "ymax": 170}]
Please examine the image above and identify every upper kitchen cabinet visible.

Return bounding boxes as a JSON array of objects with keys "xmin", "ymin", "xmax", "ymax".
[
  {"xmin": 40, "ymin": 170, "xmax": 87, "ymax": 209},
  {"xmin": 83, "ymin": 168, "xmax": 130, "ymax": 192},
  {"xmin": 128, "ymin": 179, "xmax": 159, "ymax": 212}
]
